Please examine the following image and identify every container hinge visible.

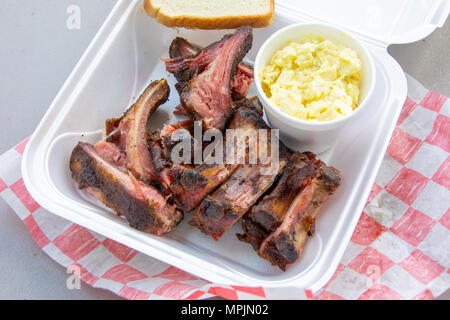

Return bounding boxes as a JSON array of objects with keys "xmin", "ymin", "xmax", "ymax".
[
  {"xmin": 275, "ymin": 3, "xmax": 389, "ymax": 49},
  {"xmin": 426, "ymin": 0, "xmax": 450, "ymax": 27}
]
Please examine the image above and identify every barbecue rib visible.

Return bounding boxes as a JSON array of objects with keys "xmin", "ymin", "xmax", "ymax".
[
  {"xmin": 160, "ymin": 102, "xmax": 263, "ymax": 211},
  {"xmin": 237, "ymin": 152, "xmax": 317, "ymax": 251},
  {"xmin": 70, "ymin": 142, "xmax": 183, "ymax": 236},
  {"xmin": 93, "ymin": 140, "xmax": 127, "ymax": 168},
  {"xmin": 168, "ymin": 36, "xmax": 254, "ymax": 100},
  {"xmin": 189, "ymin": 106, "xmax": 291, "ymax": 240},
  {"xmin": 104, "ymin": 79, "xmax": 170, "ymax": 183},
  {"xmin": 159, "ymin": 119, "xmax": 194, "ymax": 161},
  {"xmin": 169, "ymin": 37, "xmax": 202, "ymax": 61},
  {"xmin": 233, "ymin": 96, "xmax": 263, "ymax": 116},
  {"xmin": 257, "ymin": 159, "xmax": 341, "ymax": 270},
  {"xmin": 164, "ymin": 27, "xmax": 253, "ymax": 130}
]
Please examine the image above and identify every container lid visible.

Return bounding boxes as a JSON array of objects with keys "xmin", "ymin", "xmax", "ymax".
[{"xmin": 277, "ymin": 0, "xmax": 449, "ymax": 45}]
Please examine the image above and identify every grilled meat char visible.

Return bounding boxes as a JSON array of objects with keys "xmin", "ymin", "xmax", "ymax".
[
  {"xmin": 70, "ymin": 142, "xmax": 183, "ymax": 236},
  {"xmin": 257, "ymin": 159, "xmax": 341, "ymax": 271},
  {"xmin": 189, "ymin": 159, "xmax": 290, "ymax": 240},
  {"xmin": 237, "ymin": 152, "xmax": 317, "ymax": 251},
  {"xmin": 160, "ymin": 102, "xmax": 262, "ymax": 211},
  {"xmin": 233, "ymin": 96, "xmax": 263, "ymax": 115},
  {"xmin": 189, "ymin": 106, "xmax": 291, "ymax": 240},
  {"xmin": 168, "ymin": 36, "xmax": 254, "ymax": 100},
  {"xmin": 164, "ymin": 26, "xmax": 253, "ymax": 130},
  {"xmin": 104, "ymin": 79, "xmax": 170, "ymax": 184},
  {"xmin": 161, "ymin": 163, "xmax": 238, "ymax": 212}
]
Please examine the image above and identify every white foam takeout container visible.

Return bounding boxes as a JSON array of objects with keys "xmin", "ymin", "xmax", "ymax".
[{"xmin": 22, "ymin": 0, "xmax": 449, "ymax": 292}]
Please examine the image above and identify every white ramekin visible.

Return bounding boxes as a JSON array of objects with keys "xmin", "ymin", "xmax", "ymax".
[{"xmin": 254, "ymin": 23, "xmax": 376, "ymax": 154}]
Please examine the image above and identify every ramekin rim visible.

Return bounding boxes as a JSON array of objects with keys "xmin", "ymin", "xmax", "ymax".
[{"xmin": 254, "ymin": 22, "xmax": 376, "ymax": 129}]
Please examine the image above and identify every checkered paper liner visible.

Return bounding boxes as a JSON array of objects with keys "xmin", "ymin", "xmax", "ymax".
[{"xmin": 1, "ymin": 74, "xmax": 449, "ymax": 300}]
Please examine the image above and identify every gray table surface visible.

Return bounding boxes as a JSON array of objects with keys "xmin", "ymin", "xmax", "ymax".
[{"xmin": 0, "ymin": 1, "xmax": 448, "ymax": 300}]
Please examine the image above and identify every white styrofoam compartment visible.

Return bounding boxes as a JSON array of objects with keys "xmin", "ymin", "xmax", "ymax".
[{"xmin": 22, "ymin": 0, "xmax": 449, "ymax": 292}]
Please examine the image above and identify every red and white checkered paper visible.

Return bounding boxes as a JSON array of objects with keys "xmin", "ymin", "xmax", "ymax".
[{"xmin": 1, "ymin": 74, "xmax": 449, "ymax": 300}]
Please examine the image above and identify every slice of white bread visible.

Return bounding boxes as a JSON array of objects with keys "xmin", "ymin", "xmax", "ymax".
[{"xmin": 143, "ymin": 0, "xmax": 274, "ymax": 29}]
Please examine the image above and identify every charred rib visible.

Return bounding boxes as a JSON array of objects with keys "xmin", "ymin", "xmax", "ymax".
[
  {"xmin": 164, "ymin": 27, "xmax": 253, "ymax": 130},
  {"xmin": 258, "ymin": 161, "xmax": 341, "ymax": 270},
  {"xmin": 237, "ymin": 152, "xmax": 317, "ymax": 251},
  {"xmin": 104, "ymin": 79, "xmax": 170, "ymax": 183},
  {"xmin": 70, "ymin": 142, "xmax": 183, "ymax": 235},
  {"xmin": 168, "ymin": 36, "xmax": 254, "ymax": 100},
  {"xmin": 160, "ymin": 102, "xmax": 268, "ymax": 211},
  {"xmin": 189, "ymin": 106, "xmax": 290, "ymax": 240}
]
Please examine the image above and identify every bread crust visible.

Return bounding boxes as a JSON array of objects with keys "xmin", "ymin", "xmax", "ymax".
[{"xmin": 143, "ymin": 0, "xmax": 274, "ymax": 29}]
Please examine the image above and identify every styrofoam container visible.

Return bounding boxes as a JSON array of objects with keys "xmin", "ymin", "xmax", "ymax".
[{"xmin": 22, "ymin": 0, "xmax": 449, "ymax": 292}]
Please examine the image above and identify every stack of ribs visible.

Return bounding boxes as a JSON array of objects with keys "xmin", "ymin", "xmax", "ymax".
[
  {"xmin": 70, "ymin": 79, "xmax": 183, "ymax": 236},
  {"xmin": 69, "ymin": 26, "xmax": 341, "ymax": 270},
  {"xmin": 237, "ymin": 152, "xmax": 340, "ymax": 270}
]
